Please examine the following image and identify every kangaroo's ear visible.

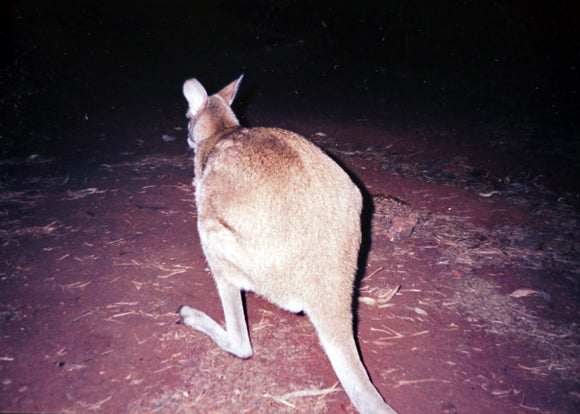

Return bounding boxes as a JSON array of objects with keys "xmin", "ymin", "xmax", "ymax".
[
  {"xmin": 183, "ymin": 78, "xmax": 208, "ymax": 117},
  {"xmin": 217, "ymin": 74, "xmax": 243, "ymax": 106}
]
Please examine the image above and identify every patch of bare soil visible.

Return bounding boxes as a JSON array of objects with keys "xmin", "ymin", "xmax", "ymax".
[{"xmin": 1, "ymin": 122, "xmax": 579, "ymax": 413}]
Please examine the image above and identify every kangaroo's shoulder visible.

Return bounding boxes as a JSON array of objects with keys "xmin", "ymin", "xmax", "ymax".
[{"xmin": 204, "ymin": 127, "xmax": 309, "ymax": 170}]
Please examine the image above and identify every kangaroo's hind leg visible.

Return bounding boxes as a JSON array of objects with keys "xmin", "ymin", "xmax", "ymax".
[{"xmin": 180, "ymin": 266, "xmax": 253, "ymax": 359}]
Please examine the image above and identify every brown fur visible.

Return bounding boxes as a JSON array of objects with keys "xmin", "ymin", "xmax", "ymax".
[{"xmin": 179, "ymin": 76, "xmax": 398, "ymax": 414}]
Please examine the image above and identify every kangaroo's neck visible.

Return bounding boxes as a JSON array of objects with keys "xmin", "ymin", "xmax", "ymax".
[{"xmin": 194, "ymin": 126, "xmax": 241, "ymax": 178}]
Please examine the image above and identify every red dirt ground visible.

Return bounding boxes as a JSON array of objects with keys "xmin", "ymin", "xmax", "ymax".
[{"xmin": 1, "ymin": 107, "xmax": 579, "ymax": 413}]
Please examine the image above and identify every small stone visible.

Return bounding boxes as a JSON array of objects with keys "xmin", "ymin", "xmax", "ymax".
[{"xmin": 387, "ymin": 216, "xmax": 418, "ymax": 242}]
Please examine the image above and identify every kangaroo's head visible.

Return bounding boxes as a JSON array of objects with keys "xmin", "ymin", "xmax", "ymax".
[{"xmin": 182, "ymin": 75, "xmax": 243, "ymax": 151}]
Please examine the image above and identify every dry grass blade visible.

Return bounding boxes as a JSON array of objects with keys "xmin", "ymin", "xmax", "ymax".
[
  {"xmin": 0, "ymin": 190, "xmax": 46, "ymax": 206},
  {"xmin": 0, "ymin": 219, "xmax": 66, "ymax": 242},
  {"xmin": 360, "ymin": 285, "xmax": 401, "ymax": 307},
  {"xmin": 111, "ymin": 154, "xmax": 189, "ymax": 173},
  {"xmin": 65, "ymin": 187, "xmax": 106, "ymax": 200},
  {"xmin": 394, "ymin": 378, "xmax": 451, "ymax": 388},
  {"xmin": 279, "ymin": 384, "xmax": 342, "ymax": 400}
]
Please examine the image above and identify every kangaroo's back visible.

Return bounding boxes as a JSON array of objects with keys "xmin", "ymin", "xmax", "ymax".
[{"xmin": 196, "ymin": 124, "xmax": 361, "ymax": 312}]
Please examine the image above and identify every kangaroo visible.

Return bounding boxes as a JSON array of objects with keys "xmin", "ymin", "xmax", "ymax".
[{"xmin": 179, "ymin": 75, "xmax": 398, "ymax": 414}]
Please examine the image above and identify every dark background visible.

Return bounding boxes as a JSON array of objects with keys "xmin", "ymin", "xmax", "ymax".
[
  {"xmin": 1, "ymin": 0, "xmax": 579, "ymax": 173},
  {"xmin": 1, "ymin": 3, "xmax": 579, "ymax": 413}
]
